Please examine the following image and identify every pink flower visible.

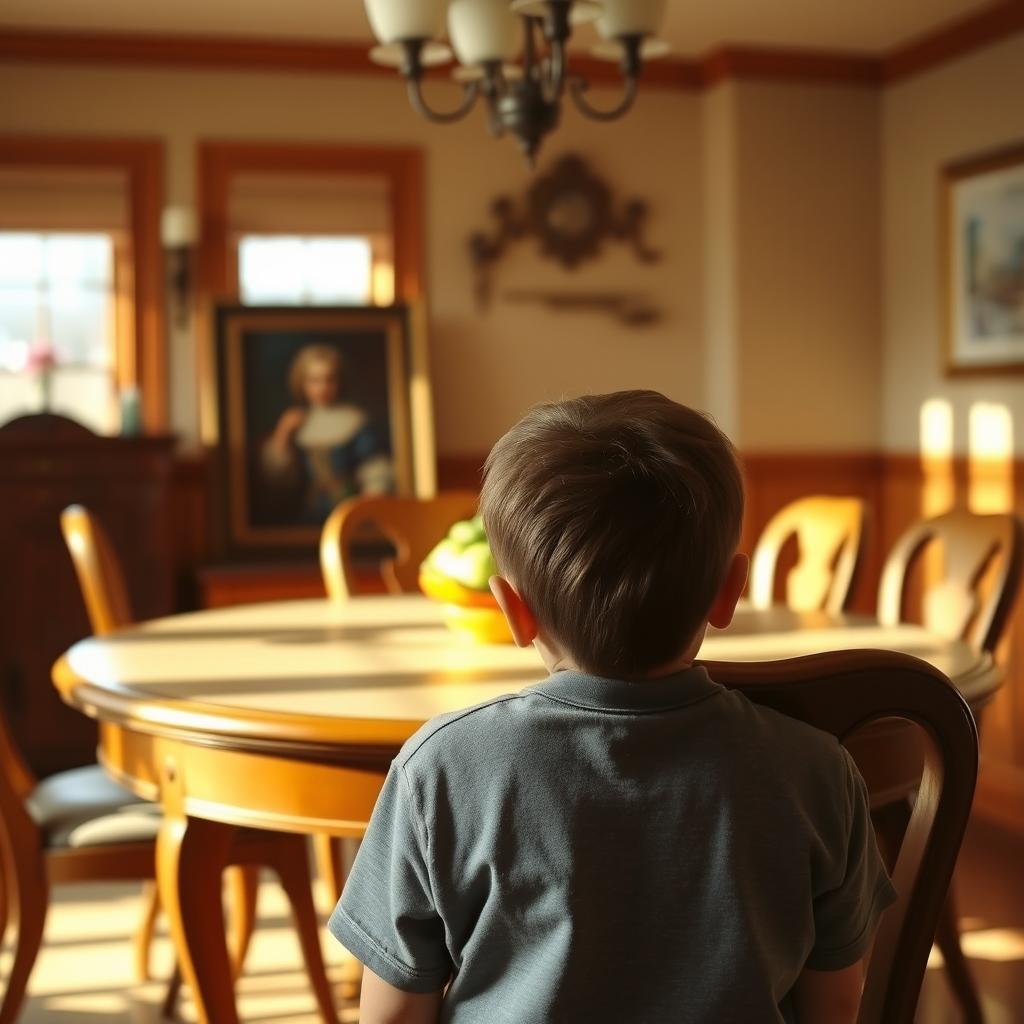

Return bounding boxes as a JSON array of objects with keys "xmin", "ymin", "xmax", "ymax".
[{"xmin": 26, "ymin": 339, "xmax": 58, "ymax": 375}]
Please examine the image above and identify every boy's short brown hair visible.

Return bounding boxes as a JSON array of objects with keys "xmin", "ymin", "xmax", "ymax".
[{"xmin": 480, "ymin": 391, "xmax": 744, "ymax": 678}]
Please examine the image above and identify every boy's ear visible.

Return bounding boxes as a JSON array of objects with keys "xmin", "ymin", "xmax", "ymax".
[
  {"xmin": 706, "ymin": 553, "xmax": 749, "ymax": 630},
  {"xmin": 489, "ymin": 576, "xmax": 539, "ymax": 648}
]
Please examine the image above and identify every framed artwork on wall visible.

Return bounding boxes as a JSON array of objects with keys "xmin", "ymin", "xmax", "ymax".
[
  {"xmin": 212, "ymin": 304, "xmax": 434, "ymax": 557},
  {"xmin": 943, "ymin": 141, "xmax": 1024, "ymax": 374}
]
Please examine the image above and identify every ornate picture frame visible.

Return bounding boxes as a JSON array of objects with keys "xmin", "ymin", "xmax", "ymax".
[
  {"xmin": 943, "ymin": 141, "xmax": 1024, "ymax": 375},
  {"xmin": 212, "ymin": 304, "xmax": 434, "ymax": 558}
]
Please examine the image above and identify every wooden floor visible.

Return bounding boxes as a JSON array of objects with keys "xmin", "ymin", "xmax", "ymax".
[{"xmin": 3, "ymin": 818, "xmax": 1023, "ymax": 1022}]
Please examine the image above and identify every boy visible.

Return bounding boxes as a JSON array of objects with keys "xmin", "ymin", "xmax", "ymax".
[{"xmin": 329, "ymin": 391, "xmax": 895, "ymax": 1023}]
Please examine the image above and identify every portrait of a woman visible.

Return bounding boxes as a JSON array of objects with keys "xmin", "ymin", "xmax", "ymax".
[{"xmin": 260, "ymin": 343, "xmax": 393, "ymax": 524}]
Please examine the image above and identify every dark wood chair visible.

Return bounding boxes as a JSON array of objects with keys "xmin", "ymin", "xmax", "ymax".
[
  {"xmin": 702, "ymin": 650, "xmax": 979, "ymax": 1024},
  {"xmin": 874, "ymin": 509, "xmax": 1024, "ymax": 1022},
  {"xmin": 749, "ymin": 496, "xmax": 867, "ymax": 614},
  {"xmin": 58, "ymin": 504, "xmax": 340, "ymax": 1023}
]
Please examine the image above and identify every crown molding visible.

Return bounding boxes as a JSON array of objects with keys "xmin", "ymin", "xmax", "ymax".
[
  {"xmin": 1, "ymin": 2, "xmax": 1023, "ymax": 91},
  {"xmin": 883, "ymin": 0, "xmax": 1024, "ymax": 82}
]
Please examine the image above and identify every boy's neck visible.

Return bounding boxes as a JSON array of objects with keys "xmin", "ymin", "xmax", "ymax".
[{"xmin": 539, "ymin": 626, "xmax": 705, "ymax": 680}]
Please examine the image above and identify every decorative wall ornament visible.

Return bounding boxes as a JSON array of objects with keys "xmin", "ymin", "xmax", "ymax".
[{"xmin": 469, "ymin": 153, "xmax": 662, "ymax": 307}]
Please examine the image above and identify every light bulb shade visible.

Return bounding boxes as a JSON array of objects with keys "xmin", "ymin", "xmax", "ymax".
[
  {"xmin": 364, "ymin": 0, "xmax": 448, "ymax": 43},
  {"xmin": 596, "ymin": 0, "xmax": 666, "ymax": 38},
  {"xmin": 510, "ymin": 0, "xmax": 602, "ymax": 24},
  {"xmin": 448, "ymin": 0, "xmax": 518, "ymax": 65}
]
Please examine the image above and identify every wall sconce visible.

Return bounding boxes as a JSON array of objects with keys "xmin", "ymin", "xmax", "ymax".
[{"xmin": 160, "ymin": 206, "xmax": 198, "ymax": 329}]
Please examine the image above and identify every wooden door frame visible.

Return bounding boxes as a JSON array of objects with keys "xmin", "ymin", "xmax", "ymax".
[
  {"xmin": 195, "ymin": 140, "xmax": 425, "ymax": 444},
  {"xmin": 0, "ymin": 137, "xmax": 167, "ymax": 432}
]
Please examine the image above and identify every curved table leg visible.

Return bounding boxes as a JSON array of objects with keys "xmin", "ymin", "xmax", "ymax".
[
  {"xmin": 226, "ymin": 864, "xmax": 260, "ymax": 978},
  {"xmin": 261, "ymin": 834, "xmax": 339, "ymax": 1024},
  {"xmin": 134, "ymin": 881, "xmax": 161, "ymax": 981},
  {"xmin": 157, "ymin": 813, "xmax": 240, "ymax": 1024}
]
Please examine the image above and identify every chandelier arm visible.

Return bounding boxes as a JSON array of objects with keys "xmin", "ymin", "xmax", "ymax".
[
  {"xmin": 568, "ymin": 74, "xmax": 639, "ymax": 123},
  {"xmin": 406, "ymin": 79, "xmax": 481, "ymax": 125},
  {"xmin": 544, "ymin": 37, "xmax": 568, "ymax": 103}
]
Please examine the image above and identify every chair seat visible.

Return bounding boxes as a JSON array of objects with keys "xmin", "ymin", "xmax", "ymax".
[{"xmin": 26, "ymin": 764, "xmax": 160, "ymax": 848}]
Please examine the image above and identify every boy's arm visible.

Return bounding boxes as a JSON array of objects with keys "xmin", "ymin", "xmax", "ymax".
[
  {"xmin": 360, "ymin": 967, "xmax": 444, "ymax": 1024},
  {"xmin": 793, "ymin": 961, "xmax": 864, "ymax": 1024}
]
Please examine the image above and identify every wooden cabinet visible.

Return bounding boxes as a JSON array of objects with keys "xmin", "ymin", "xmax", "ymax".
[{"xmin": 0, "ymin": 414, "xmax": 177, "ymax": 777}]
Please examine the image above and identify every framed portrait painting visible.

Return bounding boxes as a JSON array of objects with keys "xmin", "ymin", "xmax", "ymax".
[
  {"xmin": 212, "ymin": 305, "xmax": 434, "ymax": 557},
  {"xmin": 944, "ymin": 142, "xmax": 1024, "ymax": 374}
]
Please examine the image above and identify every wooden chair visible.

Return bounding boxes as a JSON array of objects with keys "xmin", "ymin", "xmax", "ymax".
[
  {"xmin": 321, "ymin": 491, "xmax": 480, "ymax": 602},
  {"xmin": 317, "ymin": 492, "xmax": 479, "ymax": 907},
  {"xmin": 57, "ymin": 505, "xmax": 340, "ymax": 1023},
  {"xmin": 0, "ymin": 697, "xmax": 164, "ymax": 1024},
  {"xmin": 878, "ymin": 510, "xmax": 1024, "ymax": 653},
  {"xmin": 701, "ymin": 650, "xmax": 978, "ymax": 1024},
  {"xmin": 750, "ymin": 496, "xmax": 867, "ymax": 614},
  {"xmin": 874, "ymin": 509, "xmax": 1024, "ymax": 1023}
]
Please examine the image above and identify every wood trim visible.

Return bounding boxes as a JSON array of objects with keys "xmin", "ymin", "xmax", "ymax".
[
  {"xmin": 0, "ymin": 26, "xmax": 703, "ymax": 90},
  {"xmin": 0, "ymin": 27, "xmax": 388, "ymax": 77},
  {"xmin": 700, "ymin": 46, "xmax": 881, "ymax": 88},
  {"xmin": 0, "ymin": 137, "xmax": 167, "ymax": 431},
  {"xmin": 7, "ymin": 9, "xmax": 1024, "ymax": 91},
  {"xmin": 884, "ymin": 0, "xmax": 1024, "ymax": 83}
]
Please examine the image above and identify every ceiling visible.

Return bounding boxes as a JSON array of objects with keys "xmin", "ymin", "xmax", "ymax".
[{"xmin": 0, "ymin": 0, "xmax": 996, "ymax": 57}]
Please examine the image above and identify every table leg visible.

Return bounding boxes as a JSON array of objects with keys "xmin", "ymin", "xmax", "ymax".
[{"xmin": 157, "ymin": 813, "xmax": 240, "ymax": 1024}]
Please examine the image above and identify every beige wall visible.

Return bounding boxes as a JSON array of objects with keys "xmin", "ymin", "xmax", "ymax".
[
  {"xmin": 882, "ymin": 34, "xmax": 1024, "ymax": 456},
  {"xmin": 698, "ymin": 79, "xmax": 883, "ymax": 452},
  {"xmin": 0, "ymin": 64, "xmax": 703, "ymax": 455}
]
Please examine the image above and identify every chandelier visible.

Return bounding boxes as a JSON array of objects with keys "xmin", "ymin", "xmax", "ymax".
[{"xmin": 363, "ymin": 0, "xmax": 669, "ymax": 162}]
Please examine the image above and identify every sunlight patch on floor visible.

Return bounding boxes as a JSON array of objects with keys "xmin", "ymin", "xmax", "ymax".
[{"xmin": 2, "ymin": 879, "xmax": 359, "ymax": 1024}]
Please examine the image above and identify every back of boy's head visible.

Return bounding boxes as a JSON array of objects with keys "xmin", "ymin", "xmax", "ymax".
[{"xmin": 480, "ymin": 390, "xmax": 744, "ymax": 678}]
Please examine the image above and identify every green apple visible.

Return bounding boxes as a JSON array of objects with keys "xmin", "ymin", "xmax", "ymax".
[
  {"xmin": 457, "ymin": 540, "xmax": 498, "ymax": 591},
  {"xmin": 426, "ymin": 538, "xmax": 465, "ymax": 580},
  {"xmin": 448, "ymin": 519, "xmax": 481, "ymax": 546}
]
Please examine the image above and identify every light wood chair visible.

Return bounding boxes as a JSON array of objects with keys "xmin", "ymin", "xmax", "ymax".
[
  {"xmin": 317, "ymin": 491, "xmax": 479, "ymax": 908},
  {"xmin": 749, "ymin": 496, "xmax": 867, "ymax": 614},
  {"xmin": 878, "ymin": 509, "xmax": 1024, "ymax": 653},
  {"xmin": 702, "ymin": 649, "xmax": 978, "ymax": 1024},
  {"xmin": 58, "ymin": 505, "xmax": 340, "ymax": 1023},
  {"xmin": 0, "ymin": 697, "xmax": 165, "ymax": 1024},
  {"xmin": 321, "ymin": 490, "xmax": 480, "ymax": 602},
  {"xmin": 874, "ymin": 508, "xmax": 1024, "ymax": 1023}
]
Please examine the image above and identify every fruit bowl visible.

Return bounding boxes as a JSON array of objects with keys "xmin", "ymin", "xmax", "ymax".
[{"xmin": 419, "ymin": 516, "xmax": 514, "ymax": 645}]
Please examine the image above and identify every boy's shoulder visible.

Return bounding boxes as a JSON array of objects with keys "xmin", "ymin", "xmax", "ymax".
[{"xmin": 395, "ymin": 687, "xmax": 537, "ymax": 770}]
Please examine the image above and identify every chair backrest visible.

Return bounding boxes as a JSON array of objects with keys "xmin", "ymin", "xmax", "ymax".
[
  {"xmin": 320, "ymin": 491, "xmax": 480, "ymax": 601},
  {"xmin": 700, "ymin": 650, "xmax": 978, "ymax": 1024},
  {"xmin": 878, "ymin": 510, "xmax": 1024, "ymax": 653},
  {"xmin": 749, "ymin": 496, "xmax": 867, "ymax": 614},
  {"xmin": 59, "ymin": 504, "xmax": 134, "ymax": 635}
]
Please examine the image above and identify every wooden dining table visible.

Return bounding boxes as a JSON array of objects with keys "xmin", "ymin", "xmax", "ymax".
[{"xmin": 52, "ymin": 595, "xmax": 999, "ymax": 1024}]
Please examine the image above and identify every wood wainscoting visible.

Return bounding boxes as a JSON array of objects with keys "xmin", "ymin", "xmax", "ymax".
[
  {"xmin": 166, "ymin": 446, "xmax": 1024, "ymax": 833},
  {"xmin": 744, "ymin": 450, "xmax": 1024, "ymax": 838}
]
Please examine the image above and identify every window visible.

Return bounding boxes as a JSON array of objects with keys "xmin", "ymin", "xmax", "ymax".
[
  {"xmin": 238, "ymin": 234, "xmax": 394, "ymax": 307},
  {"xmin": 0, "ymin": 231, "xmax": 120, "ymax": 433}
]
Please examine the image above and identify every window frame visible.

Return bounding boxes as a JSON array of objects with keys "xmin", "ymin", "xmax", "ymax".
[{"xmin": 0, "ymin": 138, "xmax": 167, "ymax": 432}]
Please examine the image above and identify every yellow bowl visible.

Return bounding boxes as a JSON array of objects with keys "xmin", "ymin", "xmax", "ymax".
[
  {"xmin": 418, "ymin": 566, "xmax": 497, "ymax": 608},
  {"xmin": 440, "ymin": 602, "xmax": 515, "ymax": 645}
]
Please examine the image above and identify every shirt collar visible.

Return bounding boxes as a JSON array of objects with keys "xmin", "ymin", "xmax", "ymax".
[{"xmin": 526, "ymin": 665, "xmax": 722, "ymax": 714}]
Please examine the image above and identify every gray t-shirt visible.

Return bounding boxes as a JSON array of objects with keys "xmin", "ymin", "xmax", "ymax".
[{"xmin": 329, "ymin": 666, "xmax": 896, "ymax": 1022}]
